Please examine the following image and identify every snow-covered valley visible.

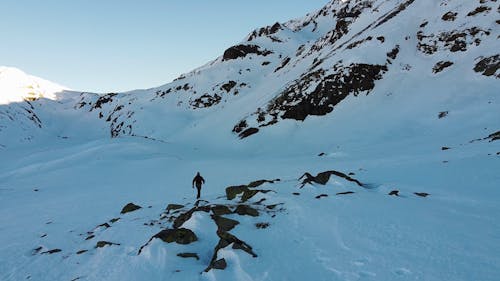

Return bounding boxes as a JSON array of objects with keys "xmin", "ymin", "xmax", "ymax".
[{"xmin": 1, "ymin": 0, "xmax": 499, "ymax": 280}]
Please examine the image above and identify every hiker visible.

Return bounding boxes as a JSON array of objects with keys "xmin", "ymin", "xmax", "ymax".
[{"xmin": 192, "ymin": 172, "xmax": 205, "ymax": 199}]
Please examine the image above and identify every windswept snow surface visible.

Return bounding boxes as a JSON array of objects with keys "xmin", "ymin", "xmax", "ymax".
[{"xmin": 1, "ymin": 0, "xmax": 499, "ymax": 280}]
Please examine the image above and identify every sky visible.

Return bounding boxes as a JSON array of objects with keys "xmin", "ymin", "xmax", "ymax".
[{"xmin": 1, "ymin": 0, "xmax": 329, "ymax": 93}]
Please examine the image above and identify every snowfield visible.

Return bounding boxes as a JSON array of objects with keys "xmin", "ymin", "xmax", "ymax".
[{"xmin": 1, "ymin": 0, "xmax": 499, "ymax": 280}]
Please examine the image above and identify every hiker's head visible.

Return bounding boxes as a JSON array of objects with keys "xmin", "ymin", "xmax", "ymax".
[{"xmin": 197, "ymin": 172, "xmax": 200, "ymax": 176}]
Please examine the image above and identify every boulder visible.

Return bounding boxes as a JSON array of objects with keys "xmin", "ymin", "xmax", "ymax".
[
  {"xmin": 234, "ymin": 205, "xmax": 259, "ymax": 217},
  {"xmin": 120, "ymin": 202, "xmax": 142, "ymax": 214},
  {"xmin": 153, "ymin": 228, "xmax": 197, "ymax": 244},
  {"xmin": 212, "ymin": 215, "xmax": 240, "ymax": 232}
]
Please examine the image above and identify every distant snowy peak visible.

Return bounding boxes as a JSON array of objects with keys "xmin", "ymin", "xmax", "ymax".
[{"xmin": 0, "ymin": 66, "xmax": 68, "ymax": 104}]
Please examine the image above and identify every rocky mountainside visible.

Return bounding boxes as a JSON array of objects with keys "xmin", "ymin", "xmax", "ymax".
[
  {"xmin": 1, "ymin": 0, "xmax": 498, "ymax": 147},
  {"xmin": 0, "ymin": 1, "xmax": 499, "ymax": 281}
]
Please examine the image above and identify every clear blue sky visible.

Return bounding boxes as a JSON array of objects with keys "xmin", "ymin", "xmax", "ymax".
[{"xmin": 1, "ymin": 0, "xmax": 328, "ymax": 93}]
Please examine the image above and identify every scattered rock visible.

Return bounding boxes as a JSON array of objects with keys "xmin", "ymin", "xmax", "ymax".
[
  {"xmin": 433, "ymin": 61, "xmax": 454, "ymax": 73},
  {"xmin": 221, "ymin": 81, "xmax": 237, "ymax": 93},
  {"xmin": 414, "ymin": 192, "xmax": 430, "ymax": 197},
  {"xmin": 177, "ymin": 252, "xmax": 200, "ymax": 260},
  {"xmin": 485, "ymin": 131, "xmax": 500, "ymax": 141},
  {"xmin": 247, "ymin": 179, "xmax": 280, "ymax": 188},
  {"xmin": 318, "ymin": 152, "xmax": 326, "ymax": 156},
  {"xmin": 238, "ymin": 127, "xmax": 259, "ymax": 139},
  {"xmin": 441, "ymin": 11, "xmax": 457, "ymax": 21},
  {"xmin": 336, "ymin": 191, "xmax": 355, "ymax": 195},
  {"xmin": 292, "ymin": 192, "xmax": 300, "ymax": 196},
  {"xmin": 226, "ymin": 185, "xmax": 249, "ymax": 200},
  {"xmin": 109, "ymin": 218, "xmax": 120, "ymax": 224},
  {"xmin": 467, "ymin": 6, "xmax": 491, "ymax": 16},
  {"xmin": 41, "ymin": 249, "xmax": 62, "ymax": 254},
  {"xmin": 299, "ymin": 170, "xmax": 364, "ymax": 187},
  {"xmin": 212, "ymin": 215, "xmax": 240, "ymax": 232},
  {"xmin": 388, "ymin": 190, "xmax": 399, "ymax": 196},
  {"xmin": 97, "ymin": 222, "xmax": 111, "ymax": 229},
  {"xmin": 153, "ymin": 228, "xmax": 197, "ymax": 244},
  {"xmin": 32, "ymin": 246, "xmax": 43, "ymax": 255},
  {"xmin": 166, "ymin": 204, "xmax": 184, "ymax": 213},
  {"xmin": 76, "ymin": 250, "xmax": 88, "ymax": 255},
  {"xmin": 211, "ymin": 205, "xmax": 232, "ymax": 216},
  {"xmin": 211, "ymin": 258, "xmax": 227, "ymax": 270},
  {"xmin": 441, "ymin": 146, "xmax": 450, "ymax": 150},
  {"xmin": 438, "ymin": 111, "xmax": 449, "ymax": 119},
  {"xmin": 255, "ymin": 222, "xmax": 270, "ymax": 229},
  {"xmin": 85, "ymin": 235, "xmax": 95, "ymax": 240},
  {"xmin": 95, "ymin": 241, "xmax": 120, "ymax": 248},
  {"xmin": 234, "ymin": 205, "xmax": 259, "ymax": 217},
  {"xmin": 315, "ymin": 194, "xmax": 328, "ymax": 199},
  {"xmin": 120, "ymin": 203, "xmax": 142, "ymax": 214}
]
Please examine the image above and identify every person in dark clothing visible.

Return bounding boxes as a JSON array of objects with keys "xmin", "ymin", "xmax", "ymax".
[{"xmin": 192, "ymin": 172, "xmax": 205, "ymax": 199}]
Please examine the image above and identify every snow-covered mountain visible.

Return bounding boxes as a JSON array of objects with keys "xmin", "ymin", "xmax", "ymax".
[
  {"xmin": 0, "ymin": 1, "xmax": 499, "ymax": 281},
  {"xmin": 0, "ymin": 66, "xmax": 67, "ymax": 105}
]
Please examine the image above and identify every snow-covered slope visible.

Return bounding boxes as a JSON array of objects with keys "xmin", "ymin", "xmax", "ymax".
[
  {"xmin": 0, "ymin": 0, "xmax": 499, "ymax": 280},
  {"xmin": 0, "ymin": 66, "xmax": 67, "ymax": 104}
]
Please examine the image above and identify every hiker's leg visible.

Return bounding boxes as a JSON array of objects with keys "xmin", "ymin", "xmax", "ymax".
[{"xmin": 197, "ymin": 187, "xmax": 201, "ymax": 199}]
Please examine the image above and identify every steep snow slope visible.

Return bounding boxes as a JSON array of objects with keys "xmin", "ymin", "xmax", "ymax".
[{"xmin": 0, "ymin": 0, "xmax": 499, "ymax": 281}]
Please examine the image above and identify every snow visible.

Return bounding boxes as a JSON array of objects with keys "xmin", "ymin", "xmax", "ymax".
[
  {"xmin": 0, "ymin": 66, "xmax": 68, "ymax": 104},
  {"xmin": 0, "ymin": 0, "xmax": 499, "ymax": 280}
]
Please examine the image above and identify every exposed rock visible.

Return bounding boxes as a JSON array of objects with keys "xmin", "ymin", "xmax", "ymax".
[
  {"xmin": 221, "ymin": 81, "xmax": 237, "ymax": 93},
  {"xmin": 92, "ymin": 93, "xmax": 117, "ymax": 110},
  {"xmin": 336, "ymin": 191, "xmax": 355, "ymax": 195},
  {"xmin": 177, "ymin": 252, "xmax": 199, "ymax": 260},
  {"xmin": 442, "ymin": 146, "xmax": 450, "ymax": 150},
  {"xmin": 222, "ymin": 44, "xmax": 272, "ymax": 61},
  {"xmin": 153, "ymin": 228, "xmax": 197, "ymax": 244},
  {"xmin": 41, "ymin": 249, "xmax": 61, "ymax": 254},
  {"xmin": 234, "ymin": 205, "xmax": 259, "ymax": 217},
  {"xmin": 275, "ymin": 63, "xmax": 387, "ymax": 121},
  {"xmin": 120, "ymin": 202, "xmax": 142, "ymax": 214},
  {"xmin": 438, "ymin": 111, "xmax": 449, "ymax": 119},
  {"xmin": 85, "ymin": 235, "xmax": 95, "ymax": 240},
  {"xmin": 292, "ymin": 192, "xmax": 300, "ymax": 196},
  {"xmin": 386, "ymin": 45, "xmax": 400, "ymax": 60},
  {"xmin": 109, "ymin": 218, "xmax": 120, "ymax": 224},
  {"xmin": 247, "ymin": 179, "xmax": 280, "ymax": 188},
  {"xmin": 166, "ymin": 204, "xmax": 184, "ymax": 213},
  {"xmin": 226, "ymin": 185, "xmax": 249, "ymax": 200},
  {"xmin": 467, "ymin": 6, "xmax": 491, "ymax": 16},
  {"xmin": 255, "ymin": 222, "xmax": 270, "ymax": 229},
  {"xmin": 486, "ymin": 131, "xmax": 500, "ymax": 141},
  {"xmin": 76, "ymin": 250, "xmax": 87, "ymax": 255},
  {"xmin": 212, "ymin": 215, "xmax": 240, "ymax": 231},
  {"xmin": 389, "ymin": 190, "xmax": 399, "ymax": 196},
  {"xmin": 417, "ymin": 27, "xmax": 490, "ymax": 55},
  {"xmin": 95, "ymin": 241, "xmax": 120, "ymax": 248},
  {"xmin": 190, "ymin": 93, "xmax": 222, "ymax": 108},
  {"xmin": 211, "ymin": 258, "xmax": 227, "ymax": 270},
  {"xmin": 414, "ymin": 192, "xmax": 430, "ymax": 197},
  {"xmin": 315, "ymin": 194, "xmax": 328, "ymax": 199},
  {"xmin": 32, "ymin": 246, "xmax": 43, "ymax": 255},
  {"xmin": 433, "ymin": 61, "xmax": 454, "ymax": 73},
  {"xmin": 299, "ymin": 170, "xmax": 364, "ymax": 187},
  {"xmin": 238, "ymin": 127, "xmax": 259, "ymax": 139},
  {"xmin": 211, "ymin": 205, "xmax": 232, "ymax": 216},
  {"xmin": 318, "ymin": 152, "xmax": 326, "ymax": 157},
  {"xmin": 442, "ymin": 11, "xmax": 457, "ymax": 21},
  {"xmin": 474, "ymin": 55, "xmax": 499, "ymax": 78}
]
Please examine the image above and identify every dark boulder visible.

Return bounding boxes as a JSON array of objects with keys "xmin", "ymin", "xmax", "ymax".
[
  {"xmin": 388, "ymin": 190, "xmax": 399, "ymax": 196},
  {"xmin": 234, "ymin": 205, "xmax": 259, "ymax": 217},
  {"xmin": 212, "ymin": 215, "xmax": 240, "ymax": 232},
  {"xmin": 120, "ymin": 203, "xmax": 142, "ymax": 214},
  {"xmin": 153, "ymin": 228, "xmax": 197, "ymax": 244}
]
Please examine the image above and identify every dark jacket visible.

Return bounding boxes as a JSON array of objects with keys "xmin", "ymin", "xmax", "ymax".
[{"xmin": 192, "ymin": 173, "xmax": 205, "ymax": 188}]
